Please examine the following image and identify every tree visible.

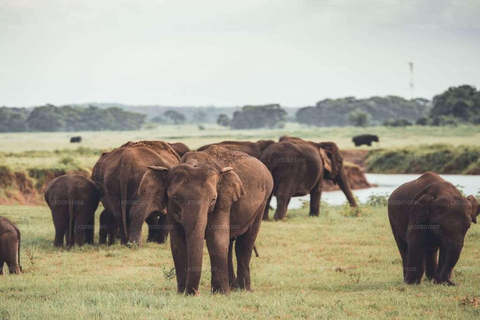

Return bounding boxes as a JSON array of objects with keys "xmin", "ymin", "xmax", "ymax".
[
  {"xmin": 348, "ymin": 109, "xmax": 371, "ymax": 127},
  {"xmin": 216, "ymin": 114, "xmax": 230, "ymax": 127},
  {"xmin": 430, "ymin": 85, "xmax": 480, "ymax": 123},
  {"xmin": 230, "ymin": 104, "xmax": 287, "ymax": 129},
  {"xmin": 193, "ymin": 110, "xmax": 208, "ymax": 123},
  {"xmin": 164, "ymin": 110, "xmax": 186, "ymax": 124}
]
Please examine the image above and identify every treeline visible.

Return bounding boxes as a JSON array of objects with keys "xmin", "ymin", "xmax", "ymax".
[
  {"xmin": 0, "ymin": 105, "xmax": 145, "ymax": 132},
  {"xmin": 296, "ymin": 96, "xmax": 430, "ymax": 127}
]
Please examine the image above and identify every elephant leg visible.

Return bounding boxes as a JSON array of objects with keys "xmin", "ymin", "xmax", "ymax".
[
  {"xmin": 309, "ymin": 180, "xmax": 323, "ymax": 217},
  {"xmin": 228, "ymin": 239, "xmax": 237, "ymax": 289},
  {"xmin": 0, "ymin": 259, "xmax": 4, "ymax": 275},
  {"xmin": 274, "ymin": 194, "xmax": 291, "ymax": 221},
  {"xmin": 64, "ymin": 228, "xmax": 72, "ymax": 247},
  {"xmin": 86, "ymin": 215, "xmax": 95, "ymax": 245},
  {"xmin": 170, "ymin": 219, "xmax": 188, "ymax": 294},
  {"xmin": 54, "ymin": 226, "xmax": 66, "ymax": 247},
  {"xmin": 263, "ymin": 193, "xmax": 273, "ymax": 221},
  {"xmin": 74, "ymin": 228, "xmax": 87, "ymax": 247},
  {"xmin": 405, "ymin": 242, "xmax": 425, "ymax": 284},
  {"xmin": 434, "ymin": 245, "xmax": 446, "ymax": 280},
  {"xmin": 235, "ymin": 206, "xmax": 264, "ymax": 291},
  {"xmin": 425, "ymin": 247, "xmax": 439, "ymax": 280},
  {"xmin": 391, "ymin": 230, "xmax": 408, "ymax": 279},
  {"xmin": 206, "ymin": 215, "xmax": 230, "ymax": 294}
]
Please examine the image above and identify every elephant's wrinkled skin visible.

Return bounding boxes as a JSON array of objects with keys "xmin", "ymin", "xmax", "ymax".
[
  {"xmin": 197, "ymin": 140, "xmax": 275, "ymax": 158},
  {"xmin": 45, "ymin": 174, "xmax": 100, "ymax": 247},
  {"xmin": 0, "ymin": 216, "xmax": 22, "ymax": 275},
  {"xmin": 92, "ymin": 141, "xmax": 181, "ymax": 245},
  {"xmin": 388, "ymin": 172, "xmax": 480, "ymax": 285},
  {"xmin": 137, "ymin": 146, "xmax": 273, "ymax": 295},
  {"xmin": 260, "ymin": 136, "xmax": 357, "ymax": 220}
]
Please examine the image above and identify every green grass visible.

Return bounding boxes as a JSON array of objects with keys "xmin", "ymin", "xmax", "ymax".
[
  {"xmin": 1, "ymin": 203, "xmax": 480, "ymax": 319},
  {"xmin": 367, "ymin": 144, "xmax": 480, "ymax": 174}
]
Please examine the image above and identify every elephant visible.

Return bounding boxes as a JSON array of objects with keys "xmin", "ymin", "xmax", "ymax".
[
  {"xmin": 136, "ymin": 145, "xmax": 273, "ymax": 295},
  {"xmin": 45, "ymin": 174, "xmax": 100, "ymax": 247},
  {"xmin": 197, "ymin": 140, "xmax": 276, "ymax": 158},
  {"xmin": 70, "ymin": 136, "xmax": 82, "ymax": 143},
  {"xmin": 99, "ymin": 210, "xmax": 118, "ymax": 245},
  {"xmin": 260, "ymin": 136, "xmax": 357, "ymax": 220},
  {"xmin": 145, "ymin": 211, "xmax": 169, "ymax": 244},
  {"xmin": 92, "ymin": 140, "xmax": 181, "ymax": 245},
  {"xmin": 168, "ymin": 142, "xmax": 191, "ymax": 157},
  {"xmin": 352, "ymin": 134, "xmax": 379, "ymax": 147},
  {"xmin": 0, "ymin": 216, "xmax": 22, "ymax": 275},
  {"xmin": 388, "ymin": 172, "xmax": 480, "ymax": 285}
]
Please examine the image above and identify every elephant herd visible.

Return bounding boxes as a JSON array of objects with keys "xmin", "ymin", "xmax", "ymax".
[{"xmin": 1, "ymin": 136, "xmax": 479, "ymax": 294}]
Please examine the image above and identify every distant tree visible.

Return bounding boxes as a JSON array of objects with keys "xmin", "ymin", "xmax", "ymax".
[
  {"xmin": 430, "ymin": 85, "xmax": 480, "ymax": 123},
  {"xmin": 0, "ymin": 107, "xmax": 29, "ymax": 132},
  {"xmin": 416, "ymin": 117, "xmax": 429, "ymax": 126},
  {"xmin": 230, "ymin": 104, "xmax": 287, "ymax": 129},
  {"xmin": 26, "ymin": 104, "xmax": 66, "ymax": 131},
  {"xmin": 296, "ymin": 96, "xmax": 430, "ymax": 127},
  {"xmin": 217, "ymin": 114, "xmax": 230, "ymax": 127},
  {"xmin": 383, "ymin": 118, "xmax": 412, "ymax": 127},
  {"xmin": 193, "ymin": 110, "xmax": 208, "ymax": 123},
  {"xmin": 151, "ymin": 115, "xmax": 166, "ymax": 123},
  {"xmin": 164, "ymin": 110, "xmax": 186, "ymax": 124},
  {"xmin": 348, "ymin": 109, "xmax": 371, "ymax": 127}
]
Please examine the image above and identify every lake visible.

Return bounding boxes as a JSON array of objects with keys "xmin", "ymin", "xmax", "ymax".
[{"xmin": 270, "ymin": 174, "xmax": 480, "ymax": 209}]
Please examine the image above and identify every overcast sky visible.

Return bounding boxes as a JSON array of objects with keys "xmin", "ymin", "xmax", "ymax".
[{"xmin": 1, "ymin": 0, "xmax": 479, "ymax": 107}]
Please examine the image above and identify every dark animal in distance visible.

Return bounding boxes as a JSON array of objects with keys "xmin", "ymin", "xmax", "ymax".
[
  {"xmin": 352, "ymin": 134, "xmax": 379, "ymax": 147},
  {"xmin": 45, "ymin": 174, "xmax": 100, "ymax": 247},
  {"xmin": 135, "ymin": 146, "xmax": 273, "ymax": 294},
  {"xmin": 388, "ymin": 172, "xmax": 480, "ymax": 285},
  {"xmin": 0, "ymin": 216, "xmax": 22, "ymax": 275},
  {"xmin": 70, "ymin": 136, "xmax": 82, "ymax": 143}
]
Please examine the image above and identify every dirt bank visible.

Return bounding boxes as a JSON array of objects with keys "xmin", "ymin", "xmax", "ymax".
[{"xmin": 322, "ymin": 162, "xmax": 372, "ymax": 192}]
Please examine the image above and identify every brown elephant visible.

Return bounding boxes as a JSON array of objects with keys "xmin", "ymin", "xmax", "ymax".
[
  {"xmin": 260, "ymin": 136, "xmax": 357, "ymax": 220},
  {"xmin": 168, "ymin": 142, "xmax": 191, "ymax": 157},
  {"xmin": 136, "ymin": 146, "xmax": 273, "ymax": 295},
  {"xmin": 92, "ymin": 140, "xmax": 180, "ymax": 245},
  {"xmin": 388, "ymin": 172, "xmax": 480, "ymax": 285},
  {"xmin": 45, "ymin": 174, "xmax": 100, "ymax": 247},
  {"xmin": 0, "ymin": 216, "xmax": 22, "ymax": 275},
  {"xmin": 197, "ymin": 140, "xmax": 275, "ymax": 158}
]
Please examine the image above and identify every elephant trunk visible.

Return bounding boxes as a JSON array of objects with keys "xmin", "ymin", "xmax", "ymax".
[
  {"xmin": 184, "ymin": 210, "xmax": 208, "ymax": 295},
  {"xmin": 336, "ymin": 167, "xmax": 358, "ymax": 207},
  {"xmin": 436, "ymin": 244, "xmax": 462, "ymax": 285}
]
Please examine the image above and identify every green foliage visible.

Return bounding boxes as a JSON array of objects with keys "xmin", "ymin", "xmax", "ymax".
[
  {"xmin": 430, "ymin": 85, "xmax": 480, "ymax": 124},
  {"xmin": 164, "ymin": 110, "xmax": 186, "ymax": 124},
  {"xmin": 383, "ymin": 118, "xmax": 412, "ymax": 127},
  {"xmin": 367, "ymin": 144, "xmax": 480, "ymax": 174},
  {"xmin": 231, "ymin": 104, "xmax": 287, "ymax": 129},
  {"xmin": 366, "ymin": 193, "xmax": 389, "ymax": 207},
  {"xmin": 23, "ymin": 104, "xmax": 146, "ymax": 132},
  {"xmin": 348, "ymin": 109, "xmax": 371, "ymax": 127},
  {"xmin": 0, "ymin": 107, "xmax": 29, "ymax": 132},
  {"xmin": 216, "ymin": 114, "xmax": 230, "ymax": 127},
  {"xmin": 296, "ymin": 96, "xmax": 430, "ymax": 127}
]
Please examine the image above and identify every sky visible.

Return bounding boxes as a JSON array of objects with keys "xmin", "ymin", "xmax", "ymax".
[{"xmin": 0, "ymin": 0, "xmax": 479, "ymax": 107}]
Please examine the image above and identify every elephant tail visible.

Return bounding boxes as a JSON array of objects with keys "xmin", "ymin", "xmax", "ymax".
[
  {"xmin": 69, "ymin": 199, "xmax": 74, "ymax": 246},
  {"xmin": 120, "ymin": 180, "xmax": 129, "ymax": 241}
]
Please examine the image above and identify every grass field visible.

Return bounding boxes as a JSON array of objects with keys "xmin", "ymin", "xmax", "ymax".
[
  {"xmin": 1, "ymin": 124, "xmax": 479, "ymax": 172},
  {"xmin": 1, "ymin": 202, "xmax": 480, "ymax": 319}
]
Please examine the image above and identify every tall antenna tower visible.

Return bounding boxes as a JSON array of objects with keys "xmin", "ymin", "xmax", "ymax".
[{"xmin": 409, "ymin": 62, "xmax": 414, "ymax": 100}]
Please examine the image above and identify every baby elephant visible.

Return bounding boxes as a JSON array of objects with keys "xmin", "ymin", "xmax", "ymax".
[
  {"xmin": 388, "ymin": 172, "xmax": 479, "ymax": 285},
  {"xmin": 0, "ymin": 216, "xmax": 22, "ymax": 275},
  {"xmin": 45, "ymin": 174, "xmax": 100, "ymax": 247}
]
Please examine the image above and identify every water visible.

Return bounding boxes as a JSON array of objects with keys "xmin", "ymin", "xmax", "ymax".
[{"xmin": 269, "ymin": 174, "xmax": 480, "ymax": 209}]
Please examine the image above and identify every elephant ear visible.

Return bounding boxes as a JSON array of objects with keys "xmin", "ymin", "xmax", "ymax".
[
  {"xmin": 317, "ymin": 142, "xmax": 342, "ymax": 179},
  {"xmin": 409, "ymin": 194, "xmax": 435, "ymax": 225},
  {"xmin": 137, "ymin": 166, "xmax": 169, "ymax": 214},
  {"xmin": 467, "ymin": 195, "xmax": 479, "ymax": 224},
  {"xmin": 216, "ymin": 167, "xmax": 245, "ymax": 210}
]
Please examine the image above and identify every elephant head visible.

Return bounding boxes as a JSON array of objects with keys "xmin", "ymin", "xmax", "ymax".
[
  {"xmin": 317, "ymin": 142, "xmax": 357, "ymax": 207},
  {"xmin": 136, "ymin": 162, "xmax": 244, "ymax": 294},
  {"xmin": 255, "ymin": 140, "xmax": 276, "ymax": 153},
  {"xmin": 408, "ymin": 193, "xmax": 478, "ymax": 285}
]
